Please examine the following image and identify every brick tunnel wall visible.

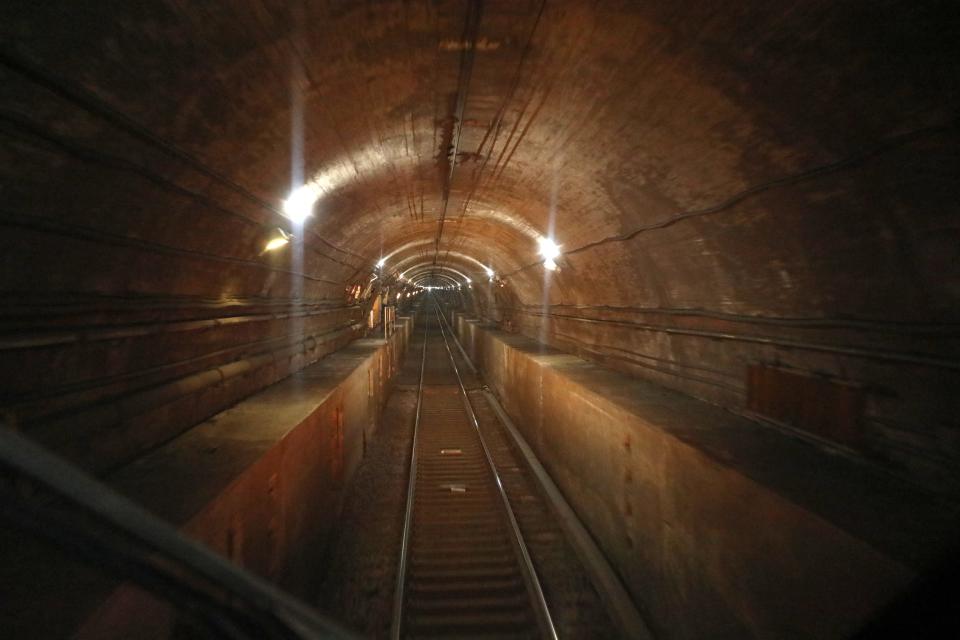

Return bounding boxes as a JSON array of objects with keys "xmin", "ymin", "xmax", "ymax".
[
  {"xmin": 2, "ymin": 319, "xmax": 413, "ymax": 638},
  {"xmin": 499, "ymin": 294, "xmax": 960, "ymax": 495},
  {"xmin": 477, "ymin": 124, "xmax": 960, "ymax": 495},
  {"xmin": 0, "ymin": 49, "xmax": 377, "ymax": 474},
  {"xmin": 1, "ymin": 293, "xmax": 367, "ymax": 475},
  {"xmin": 3, "ymin": 0, "xmax": 957, "ymax": 501}
]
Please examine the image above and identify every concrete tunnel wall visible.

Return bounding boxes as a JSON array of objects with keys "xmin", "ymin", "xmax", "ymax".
[
  {"xmin": 0, "ymin": 0, "xmax": 958, "ymax": 636},
  {"xmin": 451, "ymin": 311, "xmax": 956, "ymax": 639},
  {"xmin": 2, "ymin": 319, "xmax": 412, "ymax": 638}
]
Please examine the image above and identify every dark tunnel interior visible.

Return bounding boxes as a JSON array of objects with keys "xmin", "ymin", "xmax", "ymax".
[{"xmin": 1, "ymin": 1, "xmax": 959, "ymax": 638}]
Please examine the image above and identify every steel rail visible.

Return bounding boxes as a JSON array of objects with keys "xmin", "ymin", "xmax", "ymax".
[
  {"xmin": 432, "ymin": 303, "xmax": 654, "ymax": 640},
  {"xmin": 390, "ymin": 312, "xmax": 430, "ymax": 640},
  {"xmin": 432, "ymin": 301, "xmax": 559, "ymax": 640}
]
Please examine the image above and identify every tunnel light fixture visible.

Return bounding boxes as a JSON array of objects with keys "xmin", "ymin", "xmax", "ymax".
[
  {"xmin": 538, "ymin": 236, "xmax": 561, "ymax": 270},
  {"xmin": 263, "ymin": 237, "xmax": 289, "ymax": 252},
  {"xmin": 376, "ymin": 257, "xmax": 386, "ymax": 269},
  {"xmin": 262, "ymin": 228, "xmax": 293, "ymax": 253},
  {"xmin": 283, "ymin": 185, "xmax": 319, "ymax": 223}
]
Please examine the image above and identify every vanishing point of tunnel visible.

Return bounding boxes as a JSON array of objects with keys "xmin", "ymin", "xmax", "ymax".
[{"xmin": 1, "ymin": 2, "xmax": 959, "ymax": 639}]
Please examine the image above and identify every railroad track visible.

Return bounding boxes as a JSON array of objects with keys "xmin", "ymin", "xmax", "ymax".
[{"xmin": 391, "ymin": 302, "xmax": 557, "ymax": 640}]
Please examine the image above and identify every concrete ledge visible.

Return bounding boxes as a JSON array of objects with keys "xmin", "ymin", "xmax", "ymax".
[
  {"xmin": 30, "ymin": 318, "xmax": 367, "ymax": 474},
  {"xmin": 454, "ymin": 314, "xmax": 960, "ymax": 639},
  {"xmin": 2, "ymin": 318, "xmax": 412, "ymax": 638}
]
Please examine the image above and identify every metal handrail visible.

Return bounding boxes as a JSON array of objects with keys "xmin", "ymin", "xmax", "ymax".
[
  {"xmin": 0, "ymin": 426, "xmax": 357, "ymax": 639},
  {"xmin": 432, "ymin": 302, "xmax": 559, "ymax": 640},
  {"xmin": 390, "ymin": 312, "xmax": 429, "ymax": 640}
]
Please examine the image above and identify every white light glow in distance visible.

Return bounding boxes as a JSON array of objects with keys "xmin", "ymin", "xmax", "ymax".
[
  {"xmin": 484, "ymin": 266, "xmax": 494, "ymax": 281},
  {"xmin": 376, "ymin": 257, "xmax": 386, "ymax": 269},
  {"xmin": 283, "ymin": 184, "xmax": 320, "ymax": 223},
  {"xmin": 538, "ymin": 236, "xmax": 561, "ymax": 270}
]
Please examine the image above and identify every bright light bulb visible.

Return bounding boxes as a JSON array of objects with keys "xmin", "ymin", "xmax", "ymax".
[
  {"xmin": 538, "ymin": 237, "xmax": 560, "ymax": 262},
  {"xmin": 544, "ymin": 257, "xmax": 558, "ymax": 271},
  {"xmin": 376, "ymin": 257, "xmax": 386, "ymax": 269},
  {"xmin": 283, "ymin": 185, "xmax": 319, "ymax": 223}
]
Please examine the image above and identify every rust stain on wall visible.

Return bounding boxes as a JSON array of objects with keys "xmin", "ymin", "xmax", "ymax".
[{"xmin": 747, "ymin": 364, "xmax": 864, "ymax": 447}]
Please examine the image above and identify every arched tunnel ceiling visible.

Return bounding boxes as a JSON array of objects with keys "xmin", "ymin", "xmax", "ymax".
[
  {"xmin": 2, "ymin": 2, "xmax": 960, "ymax": 588},
  {"xmin": 1, "ymin": 1, "xmax": 957, "ymax": 319}
]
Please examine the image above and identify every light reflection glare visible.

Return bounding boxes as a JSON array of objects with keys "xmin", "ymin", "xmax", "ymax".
[{"xmin": 263, "ymin": 236, "xmax": 289, "ymax": 252}]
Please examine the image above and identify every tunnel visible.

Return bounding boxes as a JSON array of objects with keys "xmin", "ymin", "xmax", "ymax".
[{"xmin": 1, "ymin": 1, "xmax": 959, "ymax": 638}]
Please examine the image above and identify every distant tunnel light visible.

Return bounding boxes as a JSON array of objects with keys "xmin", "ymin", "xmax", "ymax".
[
  {"xmin": 538, "ymin": 236, "xmax": 560, "ymax": 270},
  {"xmin": 283, "ymin": 185, "xmax": 319, "ymax": 223},
  {"xmin": 376, "ymin": 257, "xmax": 386, "ymax": 269},
  {"xmin": 484, "ymin": 266, "xmax": 494, "ymax": 280}
]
